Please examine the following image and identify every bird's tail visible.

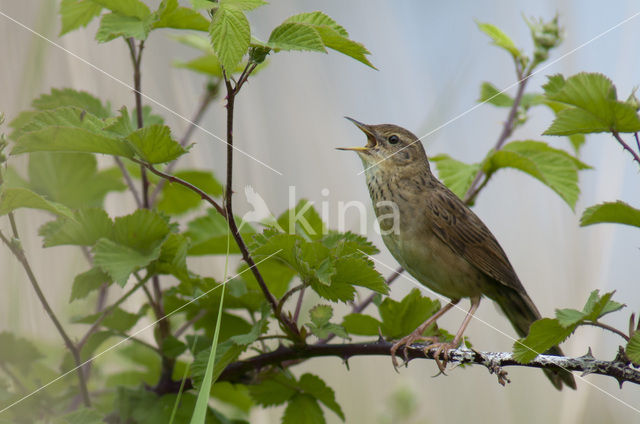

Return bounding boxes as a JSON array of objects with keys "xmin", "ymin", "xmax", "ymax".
[{"xmin": 493, "ymin": 287, "xmax": 577, "ymax": 390}]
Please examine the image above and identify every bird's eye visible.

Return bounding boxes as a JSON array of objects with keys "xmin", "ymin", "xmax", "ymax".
[{"xmin": 388, "ymin": 135, "xmax": 399, "ymax": 144}]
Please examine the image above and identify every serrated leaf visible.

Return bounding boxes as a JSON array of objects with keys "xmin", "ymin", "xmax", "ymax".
[
  {"xmin": 284, "ymin": 11, "xmax": 348, "ymax": 37},
  {"xmin": 268, "ymin": 22, "xmax": 325, "ymax": 52},
  {"xmin": 483, "ymin": 140, "xmax": 589, "ymax": 209},
  {"xmin": 70, "ymin": 267, "xmax": 110, "ymax": 302},
  {"xmin": 174, "ymin": 54, "xmax": 223, "ymax": 77},
  {"xmin": 125, "ymin": 124, "xmax": 186, "ymax": 164},
  {"xmin": 96, "ymin": 13, "xmax": 152, "ymax": 43},
  {"xmin": 476, "ymin": 22, "xmax": 521, "ymax": 58},
  {"xmin": 75, "ymin": 306, "xmax": 142, "ymax": 332},
  {"xmin": 626, "ymin": 332, "xmax": 640, "ymax": 364},
  {"xmin": 39, "ymin": 208, "xmax": 113, "ymax": 247},
  {"xmin": 209, "ymin": 6, "xmax": 250, "ymax": 71},
  {"xmin": 0, "ymin": 332, "xmax": 43, "ymax": 372},
  {"xmin": 580, "ymin": 201, "xmax": 640, "ymax": 228},
  {"xmin": 309, "ymin": 305, "xmax": 332, "ymax": 327},
  {"xmin": 187, "ymin": 209, "xmax": 252, "ymax": 255},
  {"xmin": 277, "ymin": 199, "xmax": 325, "ymax": 239},
  {"xmin": 314, "ymin": 26, "xmax": 375, "ymax": 69},
  {"xmin": 161, "ymin": 335, "xmax": 187, "ymax": 359},
  {"xmin": 321, "ymin": 231, "xmax": 379, "ymax": 256},
  {"xmin": 91, "ymin": 0, "xmax": 150, "ymax": 19},
  {"xmin": 26, "ymin": 152, "xmax": 125, "ymax": 209},
  {"xmin": 112, "ymin": 209, "xmax": 170, "ymax": 252},
  {"xmin": 220, "ymin": 0, "xmax": 267, "ymax": 11},
  {"xmin": 283, "ymin": 394, "xmax": 324, "ymax": 424},
  {"xmin": 479, "ymin": 82, "xmax": 513, "ymax": 107},
  {"xmin": 555, "ymin": 308, "xmax": 585, "ymax": 328},
  {"xmin": 248, "ymin": 375, "xmax": 297, "ymax": 407},
  {"xmin": 10, "ymin": 105, "xmax": 110, "ymax": 141},
  {"xmin": 379, "ymin": 289, "xmax": 441, "ymax": 339},
  {"xmin": 581, "ymin": 290, "xmax": 625, "ymax": 321},
  {"xmin": 31, "ymin": 88, "xmax": 110, "ymax": 118},
  {"xmin": 342, "ymin": 313, "xmax": 382, "ymax": 336},
  {"xmin": 332, "ymin": 256, "xmax": 387, "ymax": 294},
  {"xmin": 153, "ymin": 2, "xmax": 209, "ymax": 31},
  {"xmin": 431, "ymin": 154, "xmax": 480, "ymax": 199},
  {"xmin": 298, "ymin": 374, "xmax": 344, "ymax": 421},
  {"xmin": 93, "ymin": 238, "xmax": 162, "ymax": 286},
  {"xmin": 513, "ymin": 318, "xmax": 574, "ymax": 363},
  {"xmin": 190, "ymin": 341, "xmax": 244, "ymax": 389},
  {"xmin": 59, "ymin": 0, "xmax": 103, "ymax": 36},
  {"xmin": 157, "ymin": 169, "xmax": 223, "ymax": 215},
  {"xmin": 543, "ymin": 72, "xmax": 640, "ymax": 135},
  {"xmin": 56, "ymin": 408, "xmax": 104, "ymax": 424},
  {"xmin": 0, "ymin": 187, "xmax": 74, "ymax": 218}
]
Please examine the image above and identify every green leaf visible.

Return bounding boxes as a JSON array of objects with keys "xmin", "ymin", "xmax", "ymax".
[
  {"xmin": 283, "ymin": 394, "xmax": 324, "ymax": 424},
  {"xmin": 309, "ymin": 304, "xmax": 332, "ymax": 327},
  {"xmin": 298, "ymin": 373, "xmax": 344, "ymax": 421},
  {"xmin": 626, "ymin": 332, "xmax": 640, "ymax": 364},
  {"xmin": 332, "ymin": 256, "xmax": 387, "ymax": 294},
  {"xmin": 59, "ymin": 0, "xmax": 103, "ymax": 36},
  {"xmin": 483, "ymin": 140, "xmax": 590, "ymax": 209},
  {"xmin": 93, "ymin": 238, "xmax": 162, "ymax": 286},
  {"xmin": 543, "ymin": 73, "xmax": 640, "ymax": 135},
  {"xmin": 581, "ymin": 290, "xmax": 625, "ymax": 321},
  {"xmin": 321, "ymin": 231, "xmax": 379, "ymax": 256},
  {"xmin": 96, "ymin": 13, "xmax": 152, "ymax": 43},
  {"xmin": 174, "ymin": 54, "xmax": 223, "ymax": 77},
  {"xmin": 513, "ymin": 318, "xmax": 575, "ymax": 363},
  {"xmin": 221, "ymin": 0, "xmax": 268, "ymax": 11},
  {"xmin": 0, "ymin": 187, "xmax": 74, "ymax": 218},
  {"xmin": 161, "ymin": 336, "xmax": 188, "ymax": 359},
  {"xmin": 268, "ymin": 22, "xmax": 325, "ymax": 52},
  {"xmin": 378, "ymin": 289, "xmax": 441, "ymax": 339},
  {"xmin": 190, "ymin": 342, "xmax": 243, "ymax": 390},
  {"xmin": 56, "ymin": 408, "xmax": 104, "ymax": 424},
  {"xmin": 187, "ymin": 209, "xmax": 253, "ymax": 255},
  {"xmin": 10, "ymin": 106, "xmax": 108, "ymax": 140},
  {"xmin": 209, "ymin": 5, "xmax": 251, "ymax": 72},
  {"xmin": 113, "ymin": 209, "xmax": 170, "ymax": 252},
  {"xmin": 476, "ymin": 21, "xmax": 521, "ymax": 58},
  {"xmin": 555, "ymin": 308, "xmax": 585, "ymax": 328},
  {"xmin": 39, "ymin": 208, "xmax": 113, "ymax": 247},
  {"xmin": 277, "ymin": 200, "xmax": 325, "ymax": 239},
  {"xmin": 157, "ymin": 170, "xmax": 223, "ymax": 214},
  {"xmin": 70, "ymin": 267, "xmax": 110, "ymax": 302},
  {"xmin": 431, "ymin": 154, "xmax": 480, "ymax": 199},
  {"xmin": 26, "ymin": 152, "xmax": 125, "ymax": 209},
  {"xmin": 75, "ymin": 306, "xmax": 142, "ymax": 332},
  {"xmin": 125, "ymin": 124, "xmax": 186, "ymax": 164},
  {"xmin": 567, "ymin": 134, "xmax": 586, "ymax": 153},
  {"xmin": 153, "ymin": 1, "xmax": 209, "ymax": 31},
  {"xmin": 0, "ymin": 332, "xmax": 43, "ymax": 372},
  {"xmin": 248, "ymin": 374, "xmax": 297, "ymax": 406},
  {"xmin": 284, "ymin": 11, "xmax": 348, "ymax": 36},
  {"xmin": 238, "ymin": 258, "xmax": 295, "ymax": 298},
  {"xmin": 580, "ymin": 201, "xmax": 640, "ymax": 228},
  {"xmin": 341, "ymin": 313, "xmax": 382, "ymax": 336},
  {"xmin": 479, "ymin": 82, "xmax": 513, "ymax": 107},
  {"xmin": 91, "ymin": 0, "xmax": 151, "ymax": 19},
  {"xmin": 31, "ymin": 88, "xmax": 110, "ymax": 118}
]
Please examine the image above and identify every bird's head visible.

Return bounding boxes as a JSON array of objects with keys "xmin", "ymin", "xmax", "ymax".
[{"xmin": 337, "ymin": 118, "xmax": 429, "ymax": 172}]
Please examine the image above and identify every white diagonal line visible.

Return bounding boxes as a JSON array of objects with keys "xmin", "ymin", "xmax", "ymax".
[
  {"xmin": 0, "ymin": 250, "xmax": 282, "ymax": 415},
  {"xmin": 360, "ymin": 10, "xmax": 640, "ymax": 175},
  {"xmin": 363, "ymin": 252, "xmax": 640, "ymax": 414},
  {"xmin": 0, "ymin": 10, "xmax": 283, "ymax": 176}
]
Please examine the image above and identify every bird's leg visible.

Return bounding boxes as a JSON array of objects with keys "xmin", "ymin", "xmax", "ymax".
[
  {"xmin": 390, "ymin": 299, "xmax": 459, "ymax": 370},
  {"xmin": 428, "ymin": 296, "xmax": 481, "ymax": 373}
]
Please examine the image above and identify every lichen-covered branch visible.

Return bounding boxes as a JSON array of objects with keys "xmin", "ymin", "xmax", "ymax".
[{"xmin": 216, "ymin": 340, "xmax": 640, "ymax": 387}]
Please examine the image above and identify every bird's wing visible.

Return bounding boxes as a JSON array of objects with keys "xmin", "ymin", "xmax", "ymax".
[{"xmin": 426, "ymin": 184, "xmax": 526, "ymax": 293}]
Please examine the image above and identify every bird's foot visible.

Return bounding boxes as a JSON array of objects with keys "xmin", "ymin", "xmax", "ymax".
[
  {"xmin": 425, "ymin": 341, "xmax": 460, "ymax": 373},
  {"xmin": 390, "ymin": 332, "xmax": 439, "ymax": 371}
]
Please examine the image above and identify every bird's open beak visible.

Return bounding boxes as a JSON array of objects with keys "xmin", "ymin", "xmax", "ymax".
[{"xmin": 337, "ymin": 117, "xmax": 377, "ymax": 152}]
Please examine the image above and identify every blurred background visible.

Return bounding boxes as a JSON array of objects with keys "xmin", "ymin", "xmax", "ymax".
[{"xmin": 1, "ymin": 0, "xmax": 640, "ymax": 422}]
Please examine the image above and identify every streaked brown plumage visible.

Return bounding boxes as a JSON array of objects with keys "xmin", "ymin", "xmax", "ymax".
[{"xmin": 339, "ymin": 119, "xmax": 576, "ymax": 390}]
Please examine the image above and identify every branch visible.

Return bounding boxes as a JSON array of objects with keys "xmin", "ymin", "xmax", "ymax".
[
  {"xmin": 174, "ymin": 309, "xmax": 207, "ymax": 338},
  {"xmin": 149, "ymin": 82, "xmax": 219, "ymax": 205},
  {"xmin": 221, "ymin": 67, "xmax": 300, "ymax": 340},
  {"xmin": 114, "ymin": 156, "xmax": 142, "ymax": 208},
  {"xmin": 216, "ymin": 340, "xmax": 640, "ymax": 387},
  {"xmin": 463, "ymin": 66, "xmax": 532, "ymax": 205},
  {"xmin": 612, "ymin": 131, "xmax": 640, "ymax": 167},
  {"xmin": 0, "ymin": 230, "xmax": 91, "ymax": 407},
  {"xmin": 583, "ymin": 321, "xmax": 630, "ymax": 342}
]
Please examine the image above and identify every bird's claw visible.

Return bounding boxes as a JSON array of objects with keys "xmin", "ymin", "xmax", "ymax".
[
  {"xmin": 426, "ymin": 342, "xmax": 459, "ymax": 373},
  {"xmin": 390, "ymin": 333, "xmax": 439, "ymax": 371}
]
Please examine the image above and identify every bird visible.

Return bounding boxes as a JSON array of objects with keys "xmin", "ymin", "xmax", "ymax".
[{"xmin": 338, "ymin": 118, "xmax": 576, "ymax": 390}]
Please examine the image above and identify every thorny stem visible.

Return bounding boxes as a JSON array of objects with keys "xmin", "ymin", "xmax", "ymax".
[
  {"xmin": 293, "ymin": 287, "xmax": 306, "ymax": 324},
  {"xmin": 0, "ymin": 230, "xmax": 91, "ymax": 407},
  {"xmin": 463, "ymin": 65, "xmax": 532, "ymax": 205},
  {"xmin": 612, "ymin": 131, "xmax": 640, "ymax": 167},
  {"xmin": 583, "ymin": 321, "xmax": 630, "ymax": 342},
  {"xmin": 277, "ymin": 284, "xmax": 304, "ymax": 316}
]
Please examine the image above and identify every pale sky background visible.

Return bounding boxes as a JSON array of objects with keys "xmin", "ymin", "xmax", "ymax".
[{"xmin": 1, "ymin": 1, "xmax": 640, "ymax": 423}]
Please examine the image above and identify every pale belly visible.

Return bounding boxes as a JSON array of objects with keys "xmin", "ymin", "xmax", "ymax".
[{"xmin": 382, "ymin": 229, "xmax": 486, "ymax": 300}]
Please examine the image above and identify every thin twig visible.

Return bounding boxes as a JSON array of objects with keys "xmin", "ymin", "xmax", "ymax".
[
  {"xmin": 8, "ymin": 212, "xmax": 19, "ymax": 238},
  {"xmin": 114, "ymin": 156, "xmax": 142, "ymax": 208},
  {"xmin": 0, "ymin": 363, "xmax": 26, "ymax": 392},
  {"xmin": 352, "ymin": 266, "xmax": 403, "ymax": 315},
  {"xmin": 583, "ymin": 321, "xmax": 630, "ymax": 342},
  {"xmin": 612, "ymin": 131, "xmax": 640, "ymax": 167},
  {"xmin": 635, "ymin": 132, "xmax": 640, "ymax": 154},
  {"xmin": 463, "ymin": 67, "xmax": 532, "ymax": 205},
  {"xmin": 174, "ymin": 309, "xmax": 207, "ymax": 338},
  {"xmin": 0, "ymin": 230, "xmax": 91, "ymax": 407},
  {"xmin": 149, "ymin": 82, "xmax": 219, "ymax": 205},
  {"xmin": 293, "ymin": 287, "xmax": 306, "ymax": 323},
  {"xmin": 276, "ymin": 284, "xmax": 304, "ymax": 315}
]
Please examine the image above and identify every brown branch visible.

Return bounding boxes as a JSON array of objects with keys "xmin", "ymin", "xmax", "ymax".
[
  {"xmin": 214, "ymin": 340, "xmax": 640, "ymax": 387},
  {"xmin": 174, "ymin": 309, "xmax": 207, "ymax": 339},
  {"xmin": 463, "ymin": 67, "xmax": 532, "ymax": 205},
  {"xmin": 583, "ymin": 321, "xmax": 630, "ymax": 342},
  {"xmin": 293, "ymin": 287, "xmax": 306, "ymax": 323},
  {"xmin": 149, "ymin": 82, "xmax": 219, "ymax": 205},
  {"xmin": 0, "ymin": 230, "xmax": 91, "ymax": 407},
  {"xmin": 276, "ymin": 284, "xmax": 304, "ymax": 315},
  {"xmin": 612, "ymin": 131, "xmax": 640, "ymax": 167},
  {"xmin": 114, "ymin": 156, "xmax": 142, "ymax": 208}
]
